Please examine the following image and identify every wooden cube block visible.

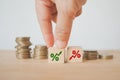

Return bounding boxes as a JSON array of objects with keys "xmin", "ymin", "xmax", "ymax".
[
  {"xmin": 67, "ymin": 46, "xmax": 83, "ymax": 63},
  {"xmin": 48, "ymin": 47, "xmax": 65, "ymax": 63}
]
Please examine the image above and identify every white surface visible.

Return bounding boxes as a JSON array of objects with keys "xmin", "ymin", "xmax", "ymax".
[{"xmin": 0, "ymin": 0, "xmax": 120, "ymax": 50}]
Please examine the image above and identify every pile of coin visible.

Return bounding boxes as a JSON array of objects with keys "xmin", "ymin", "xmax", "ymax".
[
  {"xmin": 84, "ymin": 50, "xmax": 98, "ymax": 60},
  {"xmin": 33, "ymin": 45, "xmax": 48, "ymax": 59},
  {"xmin": 15, "ymin": 37, "xmax": 32, "ymax": 59}
]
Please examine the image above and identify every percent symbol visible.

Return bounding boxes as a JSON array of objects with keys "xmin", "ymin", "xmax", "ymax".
[
  {"xmin": 50, "ymin": 51, "xmax": 62, "ymax": 61},
  {"xmin": 69, "ymin": 50, "xmax": 81, "ymax": 60}
]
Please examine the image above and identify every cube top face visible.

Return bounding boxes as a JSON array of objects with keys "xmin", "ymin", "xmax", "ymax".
[
  {"xmin": 48, "ymin": 47, "xmax": 65, "ymax": 63},
  {"xmin": 67, "ymin": 46, "xmax": 83, "ymax": 63}
]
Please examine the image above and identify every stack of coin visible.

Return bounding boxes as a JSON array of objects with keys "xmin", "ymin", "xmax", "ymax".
[
  {"xmin": 83, "ymin": 51, "xmax": 87, "ymax": 60},
  {"xmin": 84, "ymin": 50, "xmax": 98, "ymax": 60},
  {"xmin": 33, "ymin": 45, "xmax": 48, "ymax": 59},
  {"xmin": 15, "ymin": 37, "xmax": 32, "ymax": 59},
  {"xmin": 98, "ymin": 53, "xmax": 113, "ymax": 60}
]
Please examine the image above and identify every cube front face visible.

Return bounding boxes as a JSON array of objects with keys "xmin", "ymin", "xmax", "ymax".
[
  {"xmin": 67, "ymin": 46, "xmax": 83, "ymax": 63},
  {"xmin": 48, "ymin": 47, "xmax": 65, "ymax": 63}
]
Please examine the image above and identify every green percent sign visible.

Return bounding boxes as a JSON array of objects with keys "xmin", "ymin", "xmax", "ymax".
[{"xmin": 50, "ymin": 51, "xmax": 62, "ymax": 61}]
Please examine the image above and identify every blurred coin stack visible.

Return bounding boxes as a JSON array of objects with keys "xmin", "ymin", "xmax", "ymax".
[
  {"xmin": 98, "ymin": 53, "xmax": 113, "ymax": 59},
  {"xmin": 84, "ymin": 51, "xmax": 98, "ymax": 60},
  {"xmin": 33, "ymin": 45, "xmax": 48, "ymax": 59},
  {"xmin": 15, "ymin": 37, "xmax": 32, "ymax": 59}
]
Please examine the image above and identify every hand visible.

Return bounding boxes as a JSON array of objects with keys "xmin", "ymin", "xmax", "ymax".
[{"xmin": 35, "ymin": 0, "xmax": 86, "ymax": 48}]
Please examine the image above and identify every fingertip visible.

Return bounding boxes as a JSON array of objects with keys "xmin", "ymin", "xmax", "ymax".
[
  {"xmin": 47, "ymin": 43, "xmax": 54, "ymax": 48},
  {"xmin": 44, "ymin": 34, "xmax": 54, "ymax": 48}
]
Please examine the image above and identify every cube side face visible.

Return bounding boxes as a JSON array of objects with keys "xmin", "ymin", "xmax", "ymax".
[
  {"xmin": 67, "ymin": 46, "xmax": 83, "ymax": 63},
  {"xmin": 48, "ymin": 47, "xmax": 65, "ymax": 63}
]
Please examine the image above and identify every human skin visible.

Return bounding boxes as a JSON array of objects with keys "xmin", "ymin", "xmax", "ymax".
[{"xmin": 35, "ymin": 0, "xmax": 86, "ymax": 48}]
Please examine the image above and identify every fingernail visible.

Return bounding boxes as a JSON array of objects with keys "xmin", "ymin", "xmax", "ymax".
[{"xmin": 55, "ymin": 40, "xmax": 67, "ymax": 49}]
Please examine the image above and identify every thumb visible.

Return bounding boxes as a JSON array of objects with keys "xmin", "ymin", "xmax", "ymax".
[{"xmin": 55, "ymin": 12, "xmax": 74, "ymax": 49}]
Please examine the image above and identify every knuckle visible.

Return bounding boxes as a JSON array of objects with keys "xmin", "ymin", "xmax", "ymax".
[
  {"xmin": 55, "ymin": 27, "xmax": 70, "ymax": 40},
  {"xmin": 61, "ymin": 9, "xmax": 76, "ymax": 19},
  {"xmin": 56, "ymin": 27, "xmax": 69, "ymax": 35}
]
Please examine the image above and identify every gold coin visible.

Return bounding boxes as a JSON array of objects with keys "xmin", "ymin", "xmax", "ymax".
[
  {"xmin": 16, "ymin": 48, "xmax": 31, "ymax": 53},
  {"xmin": 16, "ymin": 41, "xmax": 32, "ymax": 46},
  {"xmin": 15, "ymin": 45, "xmax": 29, "ymax": 49},
  {"xmin": 16, "ymin": 37, "xmax": 30, "ymax": 41},
  {"xmin": 16, "ymin": 54, "xmax": 31, "ymax": 59},
  {"xmin": 33, "ymin": 56, "xmax": 48, "ymax": 59},
  {"xmin": 35, "ymin": 45, "xmax": 47, "ymax": 50},
  {"xmin": 84, "ymin": 51, "xmax": 98, "ymax": 53},
  {"xmin": 16, "ymin": 51, "xmax": 30, "ymax": 54},
  {"xmin": 16, "ymin": 39, "xmax": 31, "ymax": 43},
  {"xmin": 87, "ymin": 55, "xmax": 98, "ymax": 57},
  {"xmin": 34, "ymin": 52, "xmax": 48, "ymax": 56},
  {"xmin": 105, "ymin": 55, "xmax": 113, "ymax": 59},
  {"xmin": 34, "ymin": 48, "xmax": 47, "ymax": 52},
  {"xmin": 34, "ymin": 49, "xmax": 47, "ymax": 53},
  {"xmin": 86, "ymin": 55, "xmax": 98, "ymax": 60},
  {"xmin": 100, "ymin": 54, "xmax": 113, "ymax": 60}
]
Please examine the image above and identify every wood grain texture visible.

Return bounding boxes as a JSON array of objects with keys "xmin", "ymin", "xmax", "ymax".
[{"xmin": 0, "ymin": 50, "xmax": 120, "ymax": 80}]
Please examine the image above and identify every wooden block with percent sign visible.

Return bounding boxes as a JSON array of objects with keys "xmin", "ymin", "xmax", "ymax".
[
  {"xmin": 48, "ymin": 47, "xmax": 65, "ymax": 63},
  {"xmin": 67, "ymin": 46, "xmax": 83, "ymax": 63}
]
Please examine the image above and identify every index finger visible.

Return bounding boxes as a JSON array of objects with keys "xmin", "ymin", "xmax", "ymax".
[{"xmin": 35, "ymin": 0, "xmax": 54, "ymax": 47}]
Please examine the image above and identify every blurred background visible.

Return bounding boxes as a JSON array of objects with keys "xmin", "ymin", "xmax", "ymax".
[{"xmin": 0, "ymin": 0, "xmax": 120, "ymax": 50}]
